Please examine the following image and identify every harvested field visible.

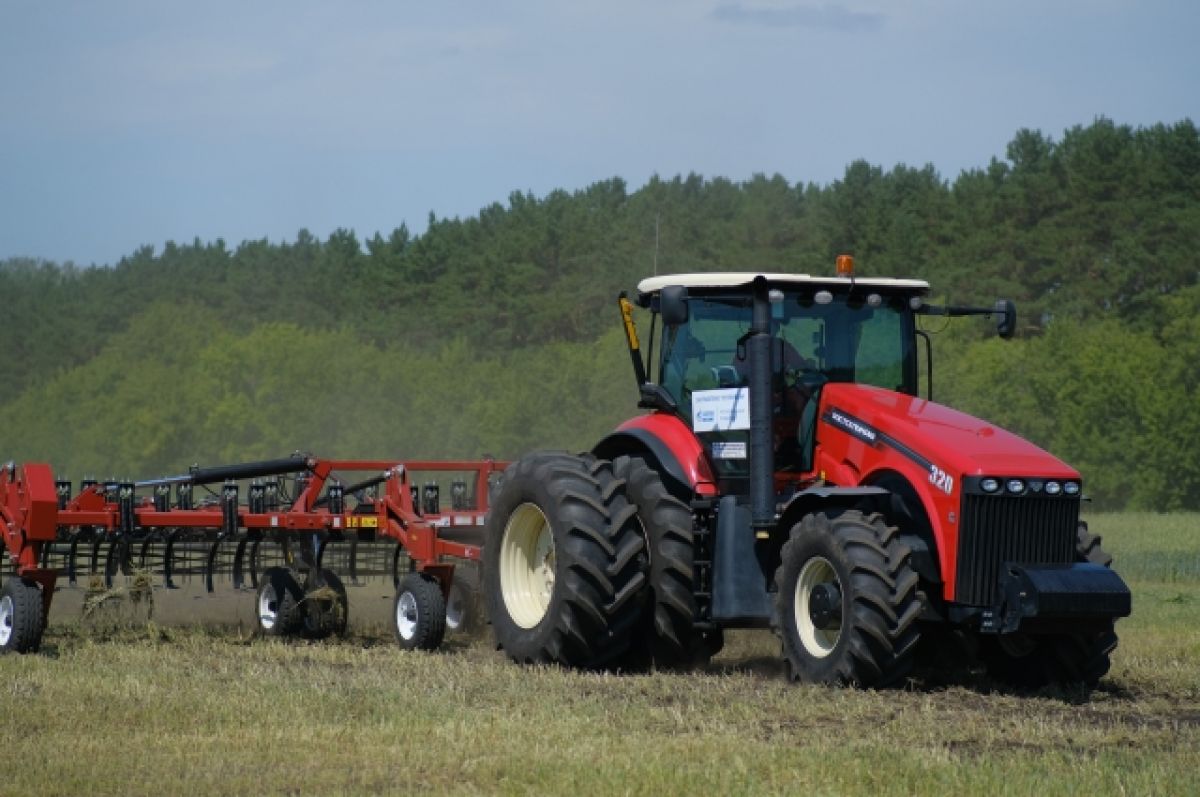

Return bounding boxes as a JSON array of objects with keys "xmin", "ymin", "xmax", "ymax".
[{"xmin": 1, "ymin": 512, "xmax": 1197, "ymax": 796}]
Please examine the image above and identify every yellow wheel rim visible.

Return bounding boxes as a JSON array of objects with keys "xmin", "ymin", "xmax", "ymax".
[
  {"xmin": 500, "ymin": 503, "xmax": 556, "ymax": 629},
  {"xmin": 795, "ymin": 556, "xmax": 841, "ymax": 658}
]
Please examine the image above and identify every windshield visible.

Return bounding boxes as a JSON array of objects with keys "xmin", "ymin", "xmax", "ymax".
[{"xmin": 657, "ymin": 290, "xmax": 916, "ymax": 422}]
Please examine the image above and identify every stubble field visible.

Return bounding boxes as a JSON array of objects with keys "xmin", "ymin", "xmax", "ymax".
[{"xmin": 1, "ymin": 513, "xmax": 1197, "ymax": 796}]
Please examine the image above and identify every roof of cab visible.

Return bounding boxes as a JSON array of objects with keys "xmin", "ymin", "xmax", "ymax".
[{"xmin": 636, "ymin": 272, "xmax": 930, "ymax": 295}]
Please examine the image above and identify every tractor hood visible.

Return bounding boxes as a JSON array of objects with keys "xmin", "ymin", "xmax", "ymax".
[{"xmin": 819, "ymin": 383, "xmax": 1080, "ymax": 479}]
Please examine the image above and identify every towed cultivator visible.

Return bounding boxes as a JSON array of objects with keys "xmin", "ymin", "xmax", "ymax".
[{"xmin": 0, "ymin": 454, "xmax": 504, "ymax": 651}]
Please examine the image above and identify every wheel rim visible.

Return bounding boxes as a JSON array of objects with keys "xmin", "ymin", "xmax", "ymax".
[
  {"xmin": 396, "ymin": 591, "xmax": 419, "ymax": 640},
  {"xmin": 0, "ymin": 595, "xmax": 13, "ymax": 646},
  {"xmin": 499, "ymin": 502, "xmax": 555, "ymax": 629},
  {"xmin": 445, "ymin": 584, "xmax": 464, "ymax": 631},
  {"xmin": 258, "ymin": 583, "xmax": 279, "ymax": 630},
  {"xmin": 794, "ymin": 556, "xmax": 842, "ymax": 658}
]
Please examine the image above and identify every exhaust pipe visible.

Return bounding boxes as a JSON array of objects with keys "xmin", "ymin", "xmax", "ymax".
[{"xmin": 748, "ymin": 277, "xmax": 775, "ymax": 533}]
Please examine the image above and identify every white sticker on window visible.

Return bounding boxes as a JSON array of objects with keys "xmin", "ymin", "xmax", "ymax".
[
  {"xmin": 711, "ymin": 441, "xmax": 747, "ymax": 459},
  {"xmin": 692, "ymin": 388, "xmax": 751, "ymax": 432}
]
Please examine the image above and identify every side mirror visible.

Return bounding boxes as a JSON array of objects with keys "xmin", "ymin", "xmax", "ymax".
[
  {"xmin": 660, "ymin": 285, "xmax": 689, "ymax": 326},
  {"xmin": 995, "ymin": 299, "xmax": 1016, "ymax": 339}
]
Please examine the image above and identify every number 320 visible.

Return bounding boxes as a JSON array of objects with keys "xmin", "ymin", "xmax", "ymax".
[{"xmin": 929, "ymin": 465, "xmax": 954, "ymax": 495}]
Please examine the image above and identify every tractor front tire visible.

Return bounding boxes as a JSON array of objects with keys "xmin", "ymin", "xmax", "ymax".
[
  {"xmin": 483, "ymin": 452, "xmax": 647, "ymax": 668},
  {"xmin": 0, "ymin": 578, "xmax": 45, "ymax": 654},
  {"xmin": 394, "ymin": 572, "xmax": 447, "ymax": 651},
  {"xmin": 979, "ymin": 522, "xmax": 1119, "ymax": 689},
  {"xmin": 774, "ymin": 510, "xmax": 921, "ymax": 687}
]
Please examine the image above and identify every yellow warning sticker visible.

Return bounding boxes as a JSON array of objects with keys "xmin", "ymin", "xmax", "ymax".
[{"xmin": 346, "ymin": 516, "xmax": 379, "ymax": 528}]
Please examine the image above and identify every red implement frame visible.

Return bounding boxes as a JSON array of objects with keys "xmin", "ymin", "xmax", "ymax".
[{"xmin": 0, "ymin": 457, "xmax": 506, "ymax": 617}]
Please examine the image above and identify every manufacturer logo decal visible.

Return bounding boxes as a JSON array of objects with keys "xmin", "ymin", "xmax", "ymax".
[
  {"xmin": 822, "ymin": 406, "xmax": 937, "ymax": 474},
  {"xmin": 826, "ymin": 410, "xmax": 879, "ymax": 444}
]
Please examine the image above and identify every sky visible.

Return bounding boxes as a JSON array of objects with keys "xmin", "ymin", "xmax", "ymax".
[{"xmin": 1, "ymin": 0, "xmax": 1196, "ymax": 267}]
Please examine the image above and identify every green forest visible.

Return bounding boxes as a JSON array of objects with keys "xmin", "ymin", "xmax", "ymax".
[{"xmin": 2, "ymin": 118, "xmax": 1198, "ymax": 509}]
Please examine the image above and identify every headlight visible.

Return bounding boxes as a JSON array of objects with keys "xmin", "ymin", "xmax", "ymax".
[
  {"xmin": 980, "ymin": 478, "xmax": 1000, "ymax": 493},
  {"xmin": 1006, "ymin": 479, "xmax": 1026, "ymax": 494},
  {"xmin": 1063, "ymin": 481, "xmax": 1081, "ymax": 496},
  {"xmin": 1045, "ymin": 481, "xmax": 1062, "ymax": 496}
]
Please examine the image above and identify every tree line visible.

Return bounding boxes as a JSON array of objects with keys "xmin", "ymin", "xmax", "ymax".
[{"xmin": 1, "ymin": 117, "xmax": 1197, "ymax": 509}]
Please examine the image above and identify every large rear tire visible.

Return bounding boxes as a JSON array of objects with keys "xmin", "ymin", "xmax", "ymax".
[
  {"xmin": 0, "ymin": 578, "xmax": 45, "ymax": 654},
  {"xmin": 773, "ymin": 510, "xmax": 921, "ymax": 687},
  {"xmin": 979, "ymin": 522, "xmax": 1119, "ymax": 689},
  {"xmin": 611, "ymin": 455, "xmax": 709, "ymax": 668},
  {"xmin": 483, "ymin": 452, "xmax": 647, "ymax": 668}
]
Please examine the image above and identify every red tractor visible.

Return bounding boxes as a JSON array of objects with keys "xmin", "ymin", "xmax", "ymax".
[{"xmin": 482, "ymin": 259, "xmax": 1131, "ymax": 687}]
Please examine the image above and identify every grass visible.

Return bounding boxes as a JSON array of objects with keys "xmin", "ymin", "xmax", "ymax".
[{"xmin": 0, "ymin": 512, "xmax": 1197, "ymax": 796}]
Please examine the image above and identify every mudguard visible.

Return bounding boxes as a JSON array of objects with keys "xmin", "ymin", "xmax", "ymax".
[{"xmin": 593, "ymin": 412, "xmax": 716, "ymax": 497}]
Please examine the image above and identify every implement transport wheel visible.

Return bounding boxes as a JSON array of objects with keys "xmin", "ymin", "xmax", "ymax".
[
  {"xmin": 256, "ymin": 567, "xmax": 304, "ymax": 637},
  {"xmin": 774, "ymin": 510, "xmax": 921, "ymax": 687},
  {"xmin": 483, "ymin": 452, "xmax": 647, "ymax": 668},
  {"xmin": 611, "ymin": 455, "xmax": 710, "ymax": 669},
  {"xmin": 394, "ymin": 572, "xmax": 447, "ymax": 651},
  {"xmin": 301, "ymin": 568, "xmax": 349, "ymax": 640},
  {"xmin": 0, "ymin": 578, "xmax": 45, "ymax": 654},
  {"xmin": 979, "ymin": 522, "xmax": 1119, "ymax": 689},
  {"xmin": 445, "ymin": 563, "xmax": 483, "ymax": 635}
]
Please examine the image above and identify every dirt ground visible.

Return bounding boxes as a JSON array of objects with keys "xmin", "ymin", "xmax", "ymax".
[{"xmin": 49, "ymin": 574, "xmax": 405, "ymax": 632}]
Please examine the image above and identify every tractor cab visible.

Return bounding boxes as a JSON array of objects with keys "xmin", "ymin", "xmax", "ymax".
[{"xmin": 631, "ymin": 268, "xmax": 929, "ymax": 483}]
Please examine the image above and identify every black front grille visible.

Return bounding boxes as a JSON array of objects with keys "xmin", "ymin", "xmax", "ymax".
[{"xmin": 955, "ymin": 492, "xmax": 1079, "ymax": 606}]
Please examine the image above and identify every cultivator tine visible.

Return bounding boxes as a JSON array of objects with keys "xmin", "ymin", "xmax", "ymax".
[
  {"xmin": 163, "ymin": 529, "xmax": 181, "ymax": 589},
  {"xmin": 103, "ymin": 538, "xmax": 133, "ymax": 589},
  {"xmin": 247, "ymin": 537, "xmax": 262, "ymax": 589},
  {"xmin": 205, "ymin": 538, "xmax": 222, "ymax": 593},
  {"xmin": 90, "ymin": 537, "xmax": 105, "ymax": 578},
  {"xmin": 348, "ymin": 538, "xmax": 360, "ymax": 586},
  {"xmin": 67, "ymin": 534, "xmax": 82, "ymax": 586},
  {"xmin": 139, "ymin": 535, "xmax": 154, "ymax": 571},
  {"xmin": 316, "ymin": 537, "xmax": 331, "ymax": 571},
  {"xmin": 137, "ymin": 530, "xmax": 167, "ymax": 573},
  {"xmin": 232, "ymin": 536, "xmax": 249, "ymax": 590},
  {"xmin": 166, "ymin": 532, "xmax": 213, "ymax": 588}
]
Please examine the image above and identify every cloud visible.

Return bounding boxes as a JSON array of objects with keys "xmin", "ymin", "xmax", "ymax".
[{"xmin": 712, "ymin": 2, "xmax": 885, "ymax": 33}]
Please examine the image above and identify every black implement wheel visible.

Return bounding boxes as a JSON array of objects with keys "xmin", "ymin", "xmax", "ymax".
[
  {"xmin": 256, "ymin": 567, "xmax": 304, "ymax": 637},
  {"xmin": 979, "ymin": 522, "xmax": 1119, "ymax": 689},
  {"xmin": 774, "ymin": 510, "xmax": 921, "ymax": 687},
  {"xmin": 300, "ymin": 568, "xmax": 349, "ymax": 639},
  {"xmin": 483, "ymin": 452, "xmax": 647, "ymax": 668},
  {"xmin": 393, "ymin": 572, "xmax": 446, "ymax": 651},
  {"xmin": 0, "ymin": 578, "xmax": 45, "ymax": 654},
  {"xmin": 445, "ymin": 563, "xmax": 483, "ymax": 635},
  {"xmin": 611, "ymin": 455, "xmax": 707, "ymax": 668}
]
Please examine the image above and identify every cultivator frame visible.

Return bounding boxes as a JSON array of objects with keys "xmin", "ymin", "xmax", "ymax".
[{"xmin": 0, "ymin": 454, "xmax": 505, "ymax": 651}]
